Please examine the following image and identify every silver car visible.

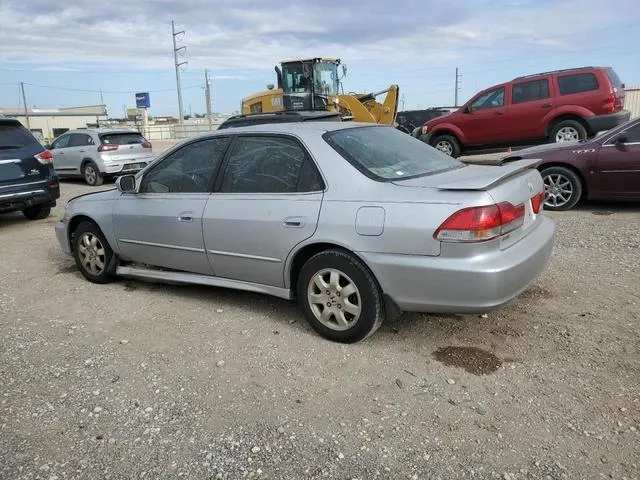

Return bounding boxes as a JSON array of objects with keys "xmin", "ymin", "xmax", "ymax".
[
  {"xmin": 48, "ymin": 128, "xmax": 155, "ymax": 186},
  {"xmin": 55, "ymin": 123, "xmax": 555, "ymax": 343}
]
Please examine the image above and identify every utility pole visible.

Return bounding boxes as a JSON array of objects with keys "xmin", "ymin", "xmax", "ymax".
[
  {"xmin": 454, "ymin": 67, "xmax": 462, "ymax": 107},
  {"xmin": 204, "ymin": 69, "xmax": 212, "ymax": 129},
  {"xmin": 20, "ymin": 82, "xmax": 30, "ymax": 130},
  {"xmin": 172, "ymin": 20, "xmax": 187, "ymax": 124}
]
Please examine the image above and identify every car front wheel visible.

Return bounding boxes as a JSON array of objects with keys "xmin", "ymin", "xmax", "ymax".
[
  {"xmin": 297, "ymin": 249, "xmax": 385, "ymax": 343},
  {"xmin": 541, "ymin": 166, "xmax": 583, "ymax": 211},
  {"xmin": 72, "ymin": 221, "xmax": 115, "ymax": 284}
]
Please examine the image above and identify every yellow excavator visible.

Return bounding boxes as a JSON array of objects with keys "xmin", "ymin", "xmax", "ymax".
[{"xmin": 241, "ymin": 57, "xmax": 399, "ymax": 125}]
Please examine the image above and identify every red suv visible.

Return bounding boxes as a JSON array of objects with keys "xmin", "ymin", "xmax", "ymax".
[{"xmin": 416, "ymin": 66, "xmax": 630, "ymax": 157}]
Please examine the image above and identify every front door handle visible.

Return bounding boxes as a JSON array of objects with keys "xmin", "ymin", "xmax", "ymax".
[
  {"xmin": 178, "ymin": 212, "xmax": 194, "ymax": 222},
  {"xmin": 283, "ymin": 216, "xmax": 305, "ymax": 228},
  {"xmin": 541, "ymin": 103, "xmax": 552, "ymax": 108},
  {"xmin": 493, "ymin": 111, "xmax": 504, "ymax": 116}
]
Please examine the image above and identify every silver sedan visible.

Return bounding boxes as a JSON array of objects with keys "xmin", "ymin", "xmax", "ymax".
[{"xmin": 55, "ymin": 123, "xmax": 555, "ymax": 342}]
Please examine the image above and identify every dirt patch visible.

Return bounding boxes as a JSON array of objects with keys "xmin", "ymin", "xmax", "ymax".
[
  {"xmin": 490, "ymin": 325, "xmax": 524, "ymax": 337},
  {"xmin": 55, "ymin": 264, "xmax": 77, "ymax": 275},
  {"xmin": 592, "ymin": 210, "xmax": 615, "ymax": 216},
  {"xmin": 519, "ymin": 284, "xmax": 553, "ymax": 299},
  {"xmin": 432, "ymin": 346, "xmax": 503, "ymax": 375}
]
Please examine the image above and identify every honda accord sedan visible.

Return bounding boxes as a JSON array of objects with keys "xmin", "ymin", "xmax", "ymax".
[{"xmin": 55, "ymin": 123, "xmax": 555, "ymax": 343}]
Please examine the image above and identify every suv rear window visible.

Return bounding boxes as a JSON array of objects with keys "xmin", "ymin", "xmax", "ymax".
[
  {"xmin": 0, "ymin": 123, "xmax": 38, "ymax": 150},
  {"xmin": 100, "ymin": 133, "xmax": 144, "ymax": 145},
  {"xmin": 605, "ymin": 68, "xmax": 623, "ymax": 88},
  {"xmin": 557, "ymin": 73, "xmax": 599, "ymax": 95},
  {"xmin": 324, "ymin": 126, "xmax": 462, "ymax": 181}
]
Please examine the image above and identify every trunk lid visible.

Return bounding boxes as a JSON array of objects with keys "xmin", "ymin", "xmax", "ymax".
[
  {"xmin": 394, "ymin": 159, "xmax": 546, "ymax": 249},
  {"xmin": 0, "ymin": 121, "xmax": 50, "ymax": 188},
  {"xmin": 98, "ymin": 132, "xmax": 153, "ymax": 162}
]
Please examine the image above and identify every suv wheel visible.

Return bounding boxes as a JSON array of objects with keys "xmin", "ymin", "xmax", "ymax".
[
  {"xmin": 550, "ymin": 120, "xmax": 587, "ymax": 143},
  {"xmin": 72, "ymin": 221, "xmax": 115, "ymax": 284},
  {"xmin": 82, "ymin": 161, "xmax": 104, "ymax": 186},
  {"xmin": 297, "ymin": 249, "xmax": 385, "ymax": 343},
  {"xmin": 430, "ymin": 134, "xmax": 461, "ymax": 158},
  {"xmin": 22, "ymin": 205, "xmax": 51, "ymax": 220},
  {"xmin": 540, "ymin": 166, "xmax": 583, "ymax": 211}
]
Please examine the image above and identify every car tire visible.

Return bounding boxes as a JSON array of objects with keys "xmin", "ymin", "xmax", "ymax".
[
  {"xmin": 540, "ymin": 166, "xmax": 583, "ymax": 211},
  {"xmin": 82, "ymin": 161, "xmax": 104, "ymax": 186},
  {"xmin": 430, "ymin": 134, "xmax": 461, "ymax": 158},
  {"xmin": 550, "ymin": 120, "xmax": 587, "ymax": 143},
  {"xmin": 72, "ymin": 220, "xmax": 115, "ymax": 284},
  {"xmin": 22, "ymin": 205, "xmax": 51, "ymax": 220},
  {"xmin": 297, "ymin": 249, "xmax": 385, "ymax": 343}
]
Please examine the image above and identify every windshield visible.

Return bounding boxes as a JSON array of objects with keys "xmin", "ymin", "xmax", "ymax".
[
  {"xmin": 324, "ymin": 126, "xmax": 463, "ymax": 181},
  {"xmin": 313, "ymin": 61, "xmax": 339, "ymax": 96}
]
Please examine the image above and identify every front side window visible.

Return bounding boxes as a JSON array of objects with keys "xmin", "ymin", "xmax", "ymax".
[
  {"xmin": 620, "ymin": 123, "xmax": 640, "ymax": 143},
  {"xmin": 470, "ymin": 87, "xmax": 505, "ymax": 110},
  {"xmin": 140, "ymin": 137, "xmax": 229, "ymax": 193},
  {"xmin": 557, "ymin": 73, "xmax": 599, "ymax": 95},
  {"xmin": 51, "ymin": 134, "xmax": 71, "ymax": 149},
  {"xmin": 282, "ymin": 62, "xmax": 313, "ymax": 95},
  {"xmin": 512, "ymin": 79, "xmax": 550, "ymax": 104},
  {"xmin": 324, "ymin": 126, "xmax": 462, "ymax": 181},
  {"xmin": 219, "ymin": 136, "xmax": 322, "ymax": 193}
]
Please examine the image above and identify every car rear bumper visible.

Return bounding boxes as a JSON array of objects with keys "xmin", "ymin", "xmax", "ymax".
[
  {"xmin": 358, "ymin": 215, "xmax": 556, "ymax": 313},
  {"xmin": 102, "ymin": 156, "xmax": 155, "ymax": 175},
  {"xmin": 586, "ymin": 110, "xmax": 631, "ymax": 134},
  {"xmin": 0, "ymin": 181, "xmax": 59, "ymax": 213}
]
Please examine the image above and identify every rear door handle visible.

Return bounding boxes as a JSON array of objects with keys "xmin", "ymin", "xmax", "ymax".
[
  {"xmin": 283, "ymin": 216, "xmax": 305, "ymax": 228},
  {"xmin": 541, "ymin": 103, "xmax": 552, "ymax": 108},
  {"xmin": 493, "ymin": 111, "xmax": 504, "ymax": 116}
]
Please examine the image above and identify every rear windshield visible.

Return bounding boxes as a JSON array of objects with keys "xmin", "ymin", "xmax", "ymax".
[
  {"xmin": 323, "ymin": 126, "xmax": 463, "ymax": 181},
  {"xmin": 606, "ymin": 68, "xmax": 623, "ymax": 88},
  {"xmin": 0, "ymin": 123, "xmax": 38, "ymax": 150},
  {"xmin": 99, "ymin": 133, "xmax": 144, "ymax": 145}
]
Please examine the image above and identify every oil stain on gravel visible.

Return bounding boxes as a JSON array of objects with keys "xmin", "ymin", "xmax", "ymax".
[{"xmin": 433, "ymin": 346, "xmax": 502, "ymax": 375}]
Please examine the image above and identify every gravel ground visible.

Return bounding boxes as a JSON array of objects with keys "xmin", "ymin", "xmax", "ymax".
[{"xmin": 1, "ymin": 180, "xmax": 639, "ymax": 480}]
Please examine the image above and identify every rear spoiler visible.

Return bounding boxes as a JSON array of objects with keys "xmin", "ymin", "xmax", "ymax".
[{"xmin": 437, "ymin": 158, "xmax": 543, "ymax": 191}]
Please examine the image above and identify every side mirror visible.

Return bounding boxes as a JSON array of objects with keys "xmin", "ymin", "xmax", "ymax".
[
  {"xmin": 116, "ymin": 174, "xmax": 137, "ymax": 193},
  {"xmin": 614, "ymin": 133, "xmax": 628, "ymax": 145},
  {"xmin": 463, "ymin": 105, "xmax": 472, "ymax": 113}
]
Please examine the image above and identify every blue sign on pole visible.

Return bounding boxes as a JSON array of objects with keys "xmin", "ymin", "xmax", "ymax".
[{"xmin": 135, "ymin": 92, "xmax": 150, "ymax": 109}]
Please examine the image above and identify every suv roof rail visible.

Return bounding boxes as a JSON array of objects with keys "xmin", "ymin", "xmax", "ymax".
[{"xmin": 513, "ymin": 66, "xmax": 597, "ymax": 81}]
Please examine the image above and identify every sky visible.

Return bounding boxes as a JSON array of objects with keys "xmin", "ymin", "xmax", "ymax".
[{"xmin": 0, "ymin": 0, "xmax": 638, "ymax": 117}]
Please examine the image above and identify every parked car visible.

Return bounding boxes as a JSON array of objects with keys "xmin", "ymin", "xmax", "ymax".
[
  {"xmin": 47, "ymin": 128, "xmax": 154, "ymax": 186},
  {"xmin": 218, "ymin": 110, "xmax": 343, "ymax": 129},
  {"xmin": 55, "ymin": 123, "xmax": 555, "ymax": 343},
  {"xmin": 396, "ymin": 107, "xmax": 456, "ymax": 133},
  {"xmin": 503, "ymin": 117, "xmax": 640, "ymax": 210},
  {"xmin": 0, "ymin": 118, "xmax": 60, "ymax": 220},
  {"xmin": 415, "ymin": 66, "xmax": 630, "ymax": 158}
]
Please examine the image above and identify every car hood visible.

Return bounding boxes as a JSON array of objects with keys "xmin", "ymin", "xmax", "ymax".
[{"xmin": 69, "ymin": 188, "xmax": 119, "ymax": 204}]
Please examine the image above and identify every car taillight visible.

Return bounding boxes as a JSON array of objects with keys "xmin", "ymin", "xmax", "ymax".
[
  {"xmin": 34, "ymin": 150, "xmax": 53, "ymax": 164},
  {"xmin": 98, "ymin": 144, "xmax": 119, "ymax": 152},
  {"xmin": 141, "ymin": 140, "xmax": 152, "ymax": 149},
  {"xmin": 531, "ymin": 191, "xmax": 545, "ymax": 214},
  {"xmin": 434, "ymin": 202, "xmax": 525, "ymax": 243}
]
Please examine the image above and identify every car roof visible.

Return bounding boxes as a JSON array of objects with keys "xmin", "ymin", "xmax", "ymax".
[
  {"xmin": 65, "ymin": 128, "xmax": 138, "ymax": 134},
  {"xmin": 210, "ymin": 121, "xmax": 380, "ymax": 136}
]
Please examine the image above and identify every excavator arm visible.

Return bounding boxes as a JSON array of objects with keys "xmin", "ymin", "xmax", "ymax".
[{"xmin": 334, "ymin": 85, "xmax": 399, "ymax": 125}]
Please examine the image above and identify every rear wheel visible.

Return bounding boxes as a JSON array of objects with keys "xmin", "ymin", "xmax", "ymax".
[
  {"xmin": 550, "ymin": 120, "xmax": 587, "ymax": 143},
  {"xmin": 72, "ymin": 221, "xmax": 115, "ymax": 284},
  {"xmin": 83, "ymin": 161, "xmax": 104, "ymax": 186},
  {"xmin": 22, "ymin": 205, "xmax": 51, "ymax": 220},
  {"xmin": 430, "ymin": 134, "xmax": 461, "ymax": 158},
  {"xmin": 297, "ymin": 249, "xmax": 385, "ymax": 343},
  {"xmin": 540, "ymin": 166, "xmax": 583, "ymax": 211}
]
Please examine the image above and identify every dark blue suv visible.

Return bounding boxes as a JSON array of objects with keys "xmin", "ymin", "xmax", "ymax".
[{"xmin": 0, "ymin": 118, "xmax": 60, "ymax": 220}]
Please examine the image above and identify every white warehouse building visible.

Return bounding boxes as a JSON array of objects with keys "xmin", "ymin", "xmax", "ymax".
[{"xmin": 0, "ymin": 105, "xmax": 107, "ymax": 143}]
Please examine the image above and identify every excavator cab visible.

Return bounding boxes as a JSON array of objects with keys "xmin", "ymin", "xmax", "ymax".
[{"xmin": 276, "ymin": 58, "xmax": 341, "ymax": 111}]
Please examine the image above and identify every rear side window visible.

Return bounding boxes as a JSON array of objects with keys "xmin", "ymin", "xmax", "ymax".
[
  {"xmin": 100, "ymin": 133, "xmax": 144, "ymax": 145},
  {"xmin": 68, "ymin": 134, "xmax": 94, "ymax": 147},
  {"xmin": 219, "ymin": 136, "xmax": 322, "ymax": 193},
  {"xmin": 0, "ymin": 123, "xmax": 37, "ymax": 149},
  {"xmin": 324, "ymin": 126, "xmax": 462, "ymax": 181},
  {"xmin": 512, "ymin": 79, "xmax": 550, "ymax": 104},
  {"xmin": 557, "ymin": 73, "xmax": 599, "ymax": 95},
  {"xmin": 605, "ymin": 68, "xmax": 623, "ymax": 88}
]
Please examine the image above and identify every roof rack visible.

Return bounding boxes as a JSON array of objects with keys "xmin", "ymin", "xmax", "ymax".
[{"xmin": 513, "ymin": 66, "xmax": 596, "ymax": 81}]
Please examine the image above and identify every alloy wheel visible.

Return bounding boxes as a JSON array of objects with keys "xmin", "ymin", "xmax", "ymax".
[
  {"xmin": 307, "ymin": 268, "xmax": 362, "ymax": 331},
  {"xmin": 555, "ymin": 126, "xmax": 579, "ymax": 142},
  {"xmin": 544, "ymin": 173, "xmax": 574, "ymax": 208},
  {"xmin": 78, "ymin": 232, "xmax": 106, "ymax": 275},
  {"xmin": 435, "ymin": 140, "xmax": 453, "ymax": 156}
]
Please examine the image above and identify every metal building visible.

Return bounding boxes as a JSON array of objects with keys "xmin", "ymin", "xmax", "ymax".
[
  {"xmin": 0, "ymin": 105, "xmax": 107, "ymax": 143},
  {"xmin": 624, "ymin": 88, "xmax": 640, "ymax": 119}
]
